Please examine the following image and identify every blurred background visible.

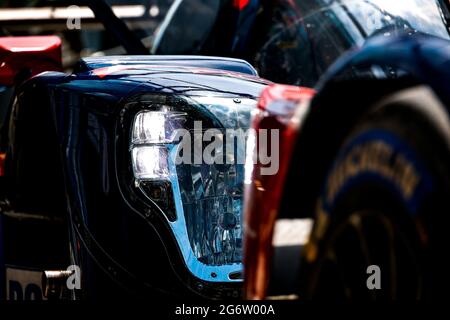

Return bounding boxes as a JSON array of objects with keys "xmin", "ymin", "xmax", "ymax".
[{"xmin": 0, "ymin": 0, "xmax": 171, "ymax": 69}]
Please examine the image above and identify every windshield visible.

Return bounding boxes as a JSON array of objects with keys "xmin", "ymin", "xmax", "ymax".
[{"xmin": 254, "ymin": 0, "xmax": 450, "ymax": 86}]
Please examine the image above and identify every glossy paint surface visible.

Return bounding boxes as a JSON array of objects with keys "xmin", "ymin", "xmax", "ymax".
[
  {"xmin": 4, "ymin": 56, "xmax": 268, "ymax": 299},
  {"xmin": 0, "ymin": 36, "xmax": 62, "ymax": 86},
  {"xmin": 243, "ymin": 84, "xmax": 315, "ymax": 299}
]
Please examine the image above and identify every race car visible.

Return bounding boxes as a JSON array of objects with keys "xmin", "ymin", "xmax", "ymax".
[
  {"xmin": 155, "ymin": 0, "xmax": 450, "ymax": 301},
  {"xmin": 154, "ymin": 0, "xmax": 450, "ymax": 86},
  {"xmin": 2, "ymin": 0, "xmax": 449, "ymax": 303},
  {"xmin": 0, "ymin": 1, "xmax": 271, "ymax": 301},
  {"xmin": 241, "ymin": 4, "xmax": 450, "ymax": 301}
]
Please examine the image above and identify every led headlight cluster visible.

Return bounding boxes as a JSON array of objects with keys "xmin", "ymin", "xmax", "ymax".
[
  {"xmin": 128, "ymin": 95, "xmax": 256, "ymax": 282},
  {"xmin": 131, "ymin": 109, "xmax": 185, "ymax": 221},
  {"xmin": 132, "ymin": 146, "xmax": 169, "ymax": 180},
  {"xmin": 131, "ymin": 109, "xmax": 186, "ymax": 178}
]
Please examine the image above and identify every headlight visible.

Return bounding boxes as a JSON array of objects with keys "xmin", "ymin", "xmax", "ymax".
[
  {"xmin": 132, "ymin": 111, "xmax": 167, "ymax": 143},
  {"xmin": 131, "ymin": 109, "xmax": 187, "ymax": 180},
  {"xmin": 130, "ymin": 108, "xmax": 184, "ymax": 222},
  {"xmin": 132, "ymin": 146, "xmax": 169, "ymax": 180},
  {"xmin": 132, "ymin": 110, "xmax": 187, "ymax": 144},
  {"xmin": 128, "ymin": 94, "xmax": 257, "ymax": 283}
]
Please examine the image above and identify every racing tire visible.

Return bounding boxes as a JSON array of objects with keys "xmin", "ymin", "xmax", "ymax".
[{"xmin": 299, "ymin": 86, "xmax": 450, "ymax": 300}]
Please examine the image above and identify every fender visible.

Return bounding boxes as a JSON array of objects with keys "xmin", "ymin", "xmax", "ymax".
[{"xmin": 280, "ymin": 34, "xmax": 450, "ymax": 219}]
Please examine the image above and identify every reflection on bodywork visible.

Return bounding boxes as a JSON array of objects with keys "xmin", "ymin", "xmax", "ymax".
[{"xmin": 255, "ymin": 0, "xmax": 450, "ymax": 86}]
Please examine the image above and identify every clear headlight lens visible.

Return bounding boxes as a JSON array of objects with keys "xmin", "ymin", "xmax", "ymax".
[
  {"xmin": 132, "ymin": 110, "xmax": 187, "ymax": 144},
  {"xmin": 131, "ymin": 146, "xmax": 169, "ymax": 180},
  {"xmin": 129, "ymin": 96, "xmax": 257, "ymax": 281},
  {"xmin": 132, "ymin": 111, "xmax": 166, "ymax": 143},
  {"xmin": 131, "ymin": 108, "xmax": 179, "ymax": 221},
  {"xmin": 177, "ymin": 159, "xmax": 244, "ymax": 266}
]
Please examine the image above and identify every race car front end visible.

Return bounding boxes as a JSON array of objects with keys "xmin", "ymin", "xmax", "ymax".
[{"xmin": 49, "ymin": 57, "xmax": 272, "ymax": 299}]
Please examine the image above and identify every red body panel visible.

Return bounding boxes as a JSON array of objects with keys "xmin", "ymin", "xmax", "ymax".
[
  {"xmin": 233, "ymin": 0, "xmax": 250, "ymax": 10},
  {"xmin": 0, "ymin": 36, "xmax": 62, "ymax": 177},
  {"xmin": 0, "ymin": 36, "xmax": 62, "ymax": 86},
  {"xmin": 243, "ymin": 84, "xmax": 315, "ymax": 299}
]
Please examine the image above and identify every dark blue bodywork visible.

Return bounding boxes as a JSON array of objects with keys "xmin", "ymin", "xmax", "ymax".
[
  {"xmin": 319, "ymin": 34, "xmax": 450, "ymax": 107},
  {"xmin": 0, "ymin": 56, "xmax": 268, "ymax": 300}
]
